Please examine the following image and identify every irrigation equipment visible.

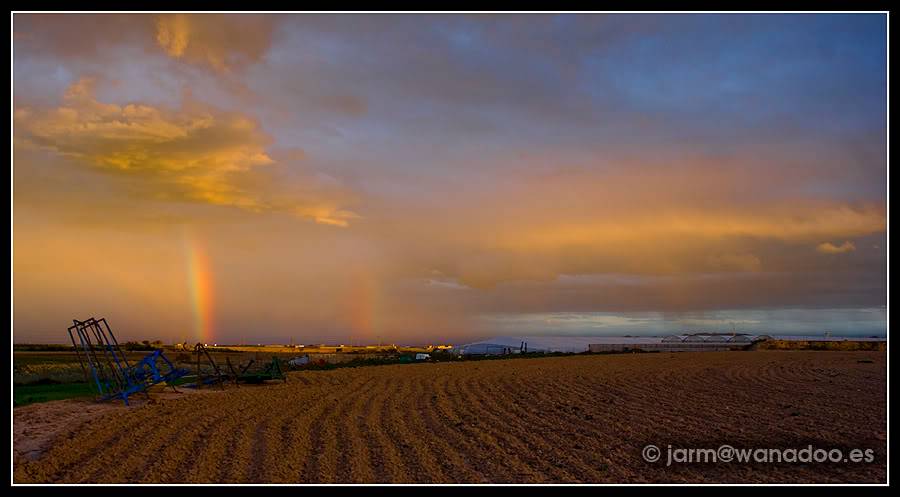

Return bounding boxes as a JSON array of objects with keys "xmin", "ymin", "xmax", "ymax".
[
  {"xmin": 67, "ymin": 317, "xmax": 189, "ymax": 405},
  {"xmin": 189, "ymin": 343, "xmax": 231, "ymax": 388},
  {"xmin": 225, "ymin": 356, "xmax": 255, "ymax": 380},
  {"xmin": 233, "ymin": 356, "xmax": 286, "ymax": 384},
  {"xmin": 180, "ymin": 346, "xmax": 287, "ymax": 387}
]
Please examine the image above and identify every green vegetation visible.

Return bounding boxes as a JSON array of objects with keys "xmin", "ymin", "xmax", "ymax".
[
  {"xmin": 14, "ymin": 380, "xmax": 95, "ymax": 407},
  {"xmin": 14, "ymin": 344, "xmax": 76, "ymax": 352},
  {"xmin": 757, "ymin": 340, "xmax": 886, "ymax": 351},
  {"xmin": 15, "ymin": 340, "xmax": 164, "ymax": 352},
  {"xmin": 300, "ymin": 356, "xmax": 411, "ymax": 370},
  {"xmin": 120, "ymin": 341, "xmax": 162, "ymax": 351}
]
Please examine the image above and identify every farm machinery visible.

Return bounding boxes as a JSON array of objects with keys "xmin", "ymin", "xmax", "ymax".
[
  {"xmin": 68, "ymin": 317, "xmax": 189, "ymax": 405},
  {"xmin": 232, "ymin": 355, "xmax": 286, "ymax": 384},
  {"xmin": 180, "ymin": 344, "xmax": 287, "ymax": 388}
]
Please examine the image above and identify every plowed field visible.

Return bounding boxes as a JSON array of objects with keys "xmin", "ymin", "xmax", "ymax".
[{"xmin": 14, "ymin": 351, "xmax": 886, "ymax": 483}]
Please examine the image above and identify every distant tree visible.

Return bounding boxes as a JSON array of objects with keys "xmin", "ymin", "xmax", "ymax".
[{"xmin": 123, "ymin": 341, "xmax": 155, "ymax": 351}]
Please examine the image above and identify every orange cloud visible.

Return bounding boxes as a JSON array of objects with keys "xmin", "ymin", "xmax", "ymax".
[
  {"xmin": 500, "ymin": 204, "xmax": 885, "ymax": 250},
  {"xmin": 816, "ymin": 241, "xmax": 857, "ymax": 254},
  {"xmin": 154, "ymin": 14, "xmax": 275, "ymax": 72},
  {"xmin": 14, "ymin": 78, "xmax": 357, "ymax": 225},
  {"xmin": 362, "ymin": 164, "xmax": 886, "ymax": 289}
]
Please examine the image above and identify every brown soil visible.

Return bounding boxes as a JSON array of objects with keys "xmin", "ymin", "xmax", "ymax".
[
  {"xmin": 12, "ymin": 386, "xmax": 222, "ymax": 465},
  {"xmin": 14, "ymin": 399, "xmax": 123, "ymax": 464},
  {"xmin": 13, "ymin": 351, "xmax": 886, "ymax": 484}
]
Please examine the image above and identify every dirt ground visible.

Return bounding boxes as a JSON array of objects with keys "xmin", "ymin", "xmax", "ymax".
[
  {"xmin": 13, "ymin": 351, "xmax": 887, "ymax": 484},
  {"xmin": 12, "ymin": 386, "xmax": 223, "ymax": 465}
]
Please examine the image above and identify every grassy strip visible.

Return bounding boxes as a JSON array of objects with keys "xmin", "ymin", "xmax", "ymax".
[{"xmin": 13, "ymin": 381, "xmax": 96, "ymax": 407}]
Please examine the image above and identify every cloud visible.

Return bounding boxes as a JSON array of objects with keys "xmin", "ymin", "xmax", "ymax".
[
  {"xmin": 425, "ymin": 278, "xmax": 469, "ymax": 290},
  {"xmin": 13, "ymin": 14, "xmax": 151, "ymax": 59},
  {"xmin": 11, "ymin": 14, "xmax": 887, "ymax": 343},
  {"xmin": 817, "ymin": 241, "xmax": 857, "ymax": 254},
  {"xmin": 367, "ymin": 163, "xmax": 885, "ymax": 289},
  {"xmin": 454, "ymin": 252, "xmax": 560, "ymax": 290},
  {"xmin": 154, "ymin": 14, "xmax": 276, "ymax": 72},
  {"xmin": 14, "ymin": 14, "xmax": 276, "ymax": 75},
  {"xmin": 155, "ymin": 15, "xmax": 190, "ymax": 57},
  {"xmin": 675, "ymin": 317, "xmax": 760, "ymax": 327},
  {"xmin": 293, "ymin": 206, "xmax": 359, "ymax": 227},
  {"xmin": 14, "ymin": 78, "xmax": 357, "ymax": 224}
]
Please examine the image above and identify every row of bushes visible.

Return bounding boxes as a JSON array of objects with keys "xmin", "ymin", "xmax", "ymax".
[{"xmin": 756, "ymin": 340, "xmax": 886, "ymax": 351}]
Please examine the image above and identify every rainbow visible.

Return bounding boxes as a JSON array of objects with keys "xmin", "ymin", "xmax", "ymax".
[
  {"xmin": 349, "ymin": 268, "xmax": 377, "ymax": 342},
  {"xmin": 184, "ymin": 230, "xmax": 214, "ymax": 344}
]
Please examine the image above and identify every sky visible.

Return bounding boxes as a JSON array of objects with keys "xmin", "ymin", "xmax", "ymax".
[{"xmin": 12, "ymin": 13, "xmax": 887, "ymax": 345}]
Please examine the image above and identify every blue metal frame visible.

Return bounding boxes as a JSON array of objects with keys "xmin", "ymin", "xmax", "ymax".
[{"xmin": 68, "ymin": 317, "xmax": 189, "ymax": 405}]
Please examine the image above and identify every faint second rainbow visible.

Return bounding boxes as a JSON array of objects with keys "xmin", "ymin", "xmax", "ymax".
[{"xmin": 349, "ymin": 267, "xmax": 378, "ymax": 342}]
